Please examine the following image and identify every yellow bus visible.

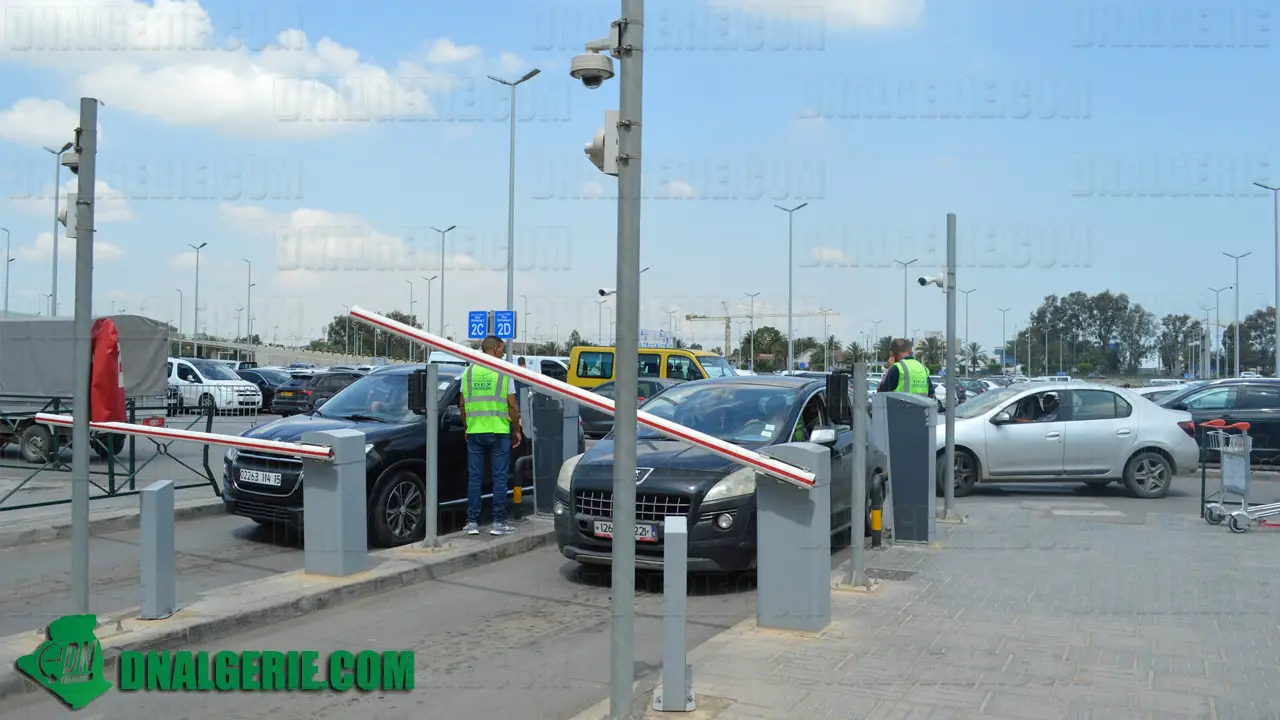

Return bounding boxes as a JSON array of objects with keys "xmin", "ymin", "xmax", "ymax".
[{"xmin": 567, "ymin": 346, "xmax": 738, "ymax": 389}]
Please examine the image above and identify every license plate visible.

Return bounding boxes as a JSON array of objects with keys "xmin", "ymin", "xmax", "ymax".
[
  {"xmin": 279, "ymin": 391, "xmax": 293, "ymax": 397},
  {"xmin": 240, "ymin": 469, "xmax": 282, "ymax": 486},
  {"xmin": 593, "ymin": 521, "xmax": 657, "ymax": 542}
]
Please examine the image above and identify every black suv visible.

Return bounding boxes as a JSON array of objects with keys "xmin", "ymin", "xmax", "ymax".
[
  {"xmin": 223, "ymin": 364, "xmax": 585, "ymax": 546},
  {"xmin": 270, "ymin": 370, "xmax": 365, "ymax": 416},
  {"xmin": 1157, "ymin": 378, "xmax": 1280, "ymax": 463}
]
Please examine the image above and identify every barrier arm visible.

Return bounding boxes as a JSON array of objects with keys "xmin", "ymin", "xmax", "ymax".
[
  {"xmin": 33, "ymin": 414, "xmax": 335, "ymax": 461},
  {"xmin": 349, "ymin": 306, "xmax": 816, "ymax": 489}
]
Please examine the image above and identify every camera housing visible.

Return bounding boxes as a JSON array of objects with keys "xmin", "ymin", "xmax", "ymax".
[
  {"xmin": 570, "ymin": 53, "xmax": 615, "ymax": 89},
  {"xmin": 598, "ymin": 288, "xmax": 616, "ymax": 297},
  {"xmin": 60, "ymin": 152, "xmax": 80, "ymax": 175},
  {"xmin": 918, "ymin": 272, "xmax": 947, "ymax": 289}
]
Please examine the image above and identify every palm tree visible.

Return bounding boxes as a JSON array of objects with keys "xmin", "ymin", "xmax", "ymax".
[
  {"xmin": 962, "ymin": 341, "xmax": 988, "ymax": 373},
  {"xmin": 843, "ymin": 341, "xmax": 866, "ymax": 363},
  {"xmin": 916, "ymin": 335, "xmax": 945, "ymax": 369},
  {"xmin": 874, "ymin": 335, "xmax": 893, "ymax": 363}
]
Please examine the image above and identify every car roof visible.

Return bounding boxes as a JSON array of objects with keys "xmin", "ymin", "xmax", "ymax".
[{"xmin": 682, "ymin": 375, "xmax": 821, "ymax": 391}]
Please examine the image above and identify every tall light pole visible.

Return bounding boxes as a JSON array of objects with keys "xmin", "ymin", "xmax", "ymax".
[
  {"xmin": 895, "ymin": 258, "xmax": 918, "ymax": 336},
  {"xmin": 176, "ymin": 288, "xmax": 184, "ymax": 340},
  {"xmin": 243, "ymin": 259, "xmax": 253, "ymax": 347},
  {"xmin": 1224, "ymin": 252, "xmax": 1252, "ymax": 376},
  {"xmin": 234, "ymin": 307, "xmax": 243, "ymax": 350},
  {"xmin": 2, "ymin": 227, "xmax": 10, "ymax": 315},
  {"xmin": 665, "ymin": 308, "xmax": 677, "ymax": 346},
  {"xmin": 406, "ymin": 279, "xmax": 416, "ymax": 361},
  {"xmin": 422, "ymin": 275, "xmax": 437, "ymax": 336},
  {"xmin": 820, "ymin": 308, "xmax": 834, "ymax": 369},
  {"xmin": 960, "ymin": 289, "xmax": 975, "ymax": 376},
  {"xmin": 775, "ymin": 202, "xmax": 808, "ymax": 372},
  {"xmin": 870, "ymin": 320, "xmax": 882, "ymax": 361},
  {"xmin": 489, "ymin": 68, "xmax": 540, "ymax": 364},
  {"xmin": 189, "ymin": 242, "xmax": 207, "ymax": 356},
  {"xmin": 745, "ymin": 291, "xmax": 760, "ymax": 372},
  {"xmin": 341, "ymin": 304, "xmax": 352, "ymax": 357},
  {"xmin": 1011, "ymin": 321, "xmax": 1018, "ymax": 373},
  {"xmin": 45, "ymin": 141, "xmax": 73, "ymax": 315},
  {"xmin": 1208, "ymin": 286, "xmax": 1232, "ymax": 378},
  {"xmin": 998, "ymin": 308, "xmax": 1011, "ymax": 372},
  {"xmin": 521, "ymin": 293, "xmax": 530, "ymax": 352},
  {"xmin": 1254, "ymin": 182, "xmax": 1280, "ymax": 376},
  {"xmin": 40, "ymin": 292, "xmax": 51, "ymax": 315},
  {"xmin": 1200, "ymin": 304, "xmax": 1214, "ymax": 379},
  {"xmin": 432, "ymin": 225, "xmax": 456, "ymax": 339},
  {"xmin": 596, "ymin": 299, "xmax": 606, "ymax": 344}
]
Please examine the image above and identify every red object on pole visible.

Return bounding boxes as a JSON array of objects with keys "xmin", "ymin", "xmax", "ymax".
[{"xmin": 90, "ymin": 318, "xmax": 126, "ymax": 423}]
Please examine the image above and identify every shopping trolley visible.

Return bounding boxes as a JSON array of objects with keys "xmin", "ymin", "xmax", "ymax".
[{"xmin": 1201, "ymin": 419, "xmax": 1280, "ymax": 532}]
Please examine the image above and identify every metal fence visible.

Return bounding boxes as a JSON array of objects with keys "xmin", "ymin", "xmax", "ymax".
[{"xmin": 167, "ymin": 383, "xmax": 263, "ymax": 425}]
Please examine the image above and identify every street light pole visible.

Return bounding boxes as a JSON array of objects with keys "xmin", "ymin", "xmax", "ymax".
[
  {"xmin": 189, "ymin": 242, "xmax": 207, "ymax": 356},
  {"xmin": 1208, "ymin": 286, "xmax": 1232, "ymax": 378},
  {"xmin": 1200, "ymin": 305, "xmax": 1214, "ymax": 379},
  {"xmin": 745, "ymin": 292, "xmax": 760, "ymax": 372},
  {"xmin": 596, "ymin": 299, "xmax": 606, "ymax": 344},
  {"xmin": 243, "ymin": 259, "xmax": 252, "ymax": 348},
  {"xmin": 820, "ymin": 308, "xmax": 833, "ymax": 369},
  {"xmin": 960, "ymin": 289, "xmax": 975, "ymax": 376},
  {"xmin": 406, "ymin": 279, "xmax": 416, "ymax": 362},
  {"xmin": 998, "ymin": 308, "xmax": 1011, "ymax": 372},
  {"xmin": 489, "ymin": 68, "xmax": 540, "ymax": 364},
  {"xmin": 1224, "ymin": 252, "xmax": 1252, "ymax": 376},
  {"xmin": 432, "ymin": 225, "xmax": 456, "ymax": 338},
  {"xmin": 422, "ymin": 275, "xmax": 437, "ymax": 337},
  {"xmin": 45, "ymin": 142, "xmax": 72, "ymax": 316},
  {"xmin": 1254, "ymin": 183, "xmax": 1280, "ymax": 375},
  {"xmin": 341, "ymin": 304, "xmax": 351, "ymax": 357},
  {"xmin": 2, "ymin": 227, "xmax": 9, "ymax": 315},
  {"xmin": 775, "ymin": 202, "xmax": 808, "ymax": 372},
  {"xmin": 521, "ymin": 294, "xmax": 529, "ymax": 353},
  {"xmin": 895, "ymin": 258, "xmax": 918, "ymax": 337}
]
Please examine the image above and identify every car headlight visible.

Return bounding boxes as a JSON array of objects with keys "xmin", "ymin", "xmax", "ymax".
[
  {"xmin": 225, "ymin": 447, "xmax": 238, "ymax": 462},
  {"xmin": 557, "ymin": 453, "xmax": 585, "ymax": 492},
  {"xmin": 703, "ymin": 466, "xmax": 756, "ymax": 503}
]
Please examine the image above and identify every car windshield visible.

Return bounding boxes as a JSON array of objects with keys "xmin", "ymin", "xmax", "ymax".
[
  {"xmin": 954, "ymin": 386, "xmax": 1021, "ymax": 419},
  {"xmin": 637, "ymin": 383, "xmax": 800, "ymax": 445},
  {"xmin": 191, "ymin": 360, "xmax": 240, "ymax": 381},
  {"xmin": 256, "ymin": 370, "xmax": 290, "ymax": 385},
  {"xmin": 315, "ymin": 372, "xmax": 421, "ymax": 423},
  {"xmin": 697, "ymin": 355, "xmax": 737, "ymax": 378}
]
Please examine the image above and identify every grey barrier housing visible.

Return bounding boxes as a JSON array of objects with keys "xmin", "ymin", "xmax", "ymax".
[
  {"xmin": 139, "ymin": 479, "xmax": 176, "ymax": 620},
  {"xmin": 422, "ymin": 363, "xmax": 442, "ymax": 548},
  {"xmin": 301, "ymin": 428, "xmax": 369, "ymax": 577},
  {"xmin": 755, "ymin": 443, "xmax": 831, "ymax": 633},
  {"xmin": 530, "ymin": 392, "xmax": 579, "ymax": 515},
  {"xmin": 872, "ymin": 392, "xmax": 937, "ymax": 544},
  {"xmin": 654, "ymin": 515, "xmax": 695, "ymax": 712}
]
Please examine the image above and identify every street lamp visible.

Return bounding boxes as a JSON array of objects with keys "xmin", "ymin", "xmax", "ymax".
[
  {"xmin": 40, "ymin": 292, "xmax": 51, "ymax": 315},
  {"xmin": 406, "ymin": 279, "xmax": 417, "ymax": 361},
  {"xmin": 1200, "ymin": 304, "xmax": 1215, "ymax": 379},
  {"xmin": 775, "ymin": 202, "xmax": 808, "ymax": 372},
  {"xmin": 234, "ymin": 307, "xmax": 243, "ymax": 349},
  {"xmin": 960, "ymin": 289, "xmax": 975, "ymax": 376},
  {"xmin": 743, "ymin": 292, "xmax": 760, "ymax": 371},
  {"xmin": 596, "ymin": 299, "xmax": 607, "ymax": 344},
  {"xmin": 489, "ymin": 68, "xmax": 540, "ymax": 364},
  {"xmin": 45, "ymin": 141, "xmax": 73, "ymax": 315},
  {"xmin": 1208, "ymin": 285, "xmax": 1232, "ymax": 378},
  {"xmin": 1224, "ymin": 252, "xmax": 1252, "ymax": 376},
  {"xmin": 1255, "ymin": 182, "xmax": 1280, "ymax": 375},
  {"xmin": 998, "ymin": 308, "xmax": 1011, "ymax": 372},
  {"xmin": 189, "ymin": 242, "xmax": 207, "ymax": 356},
  {"xmin": 521, "ymin": 293, "xmax": 530, "ymax": 352},
  {"xmin": 341, "ymin": 304, "xmax": 352, "ymax": 357},
  {"xmin": 819, "ymin": 308, "xmax": 834, "ymax": 369},
  {"xmin": 2, "ymin": 227, "xmax": 10, "ymax": 315},
  {"xmin": 432, "ymin": 225, "xmax": 456, "ymax": 339},
  {"xmin": 422, "ymin": 275, "xmax": 437, "ymax": 336},
  {"xmin": 243, "ymin": 259, "xmax": 253, "ymax": 350},
  {"xmin": 894, "ymin": 258, "xmax": 918, "ymax": 336},
  {"xmin": 870, "ymin": 320, "xmax": 882, "ymax": 360}
]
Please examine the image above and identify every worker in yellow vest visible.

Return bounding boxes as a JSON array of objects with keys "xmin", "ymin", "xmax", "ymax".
[
  {"xmin": 459, "ymin": 336, "xmax": 523, "ymax": 536},
  {"xmin": 876, "ymin": 338, "xmax": 936, "ymax": 397}
]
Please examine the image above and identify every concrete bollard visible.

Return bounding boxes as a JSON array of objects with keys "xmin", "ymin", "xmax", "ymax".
[
  {"xmin": 139, "ymin": 479, "xmax": 176, "ymax": 620},
  {"xmin": 301, "ymin": 428, "xmax": 368, "ymax": 577},
  {"xmin": 654, "ymin": 516, "xmax": 695, "ymax": 712},
  {"xmin": 756, "ymin": 443, "xmax": 831, "ymax": 633}
]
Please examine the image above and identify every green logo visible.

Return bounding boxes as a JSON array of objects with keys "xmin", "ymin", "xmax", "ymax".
[{"xmin": 15, "ymin": 614, "xmax": 113, "ymax": 709}]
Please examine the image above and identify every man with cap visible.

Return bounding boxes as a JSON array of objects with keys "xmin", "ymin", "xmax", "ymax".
[{"xmin": 458, "ymin": 335, "xmax": 523, "ymax": 536}]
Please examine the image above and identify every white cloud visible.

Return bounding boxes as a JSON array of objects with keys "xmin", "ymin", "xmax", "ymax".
[
  {"xmin": 15, "ymin": 231, "xmax": 123, "ymax": 262},
  {"xmin": 494, "ymin": 52, "xmax": 528, "ymax": 76},
  {"xmin": 812, "ymin": 246, "xmax": 847, "ymax": 263},
  {"xmin": 12, "ymin": 179, "xmax": 134, "ymax": 222},
  {"xmin": 582, "ymin": 180, "xmax": 606, "ymax": 199},
  {"xmin": 662, "ymin": 179, "xmax": 697, "ymax": 199},
  {"xmin": 0, "ymin": 98, "xmax": 79, "ymax": 147},
  {"xmin": 0, "ymin": 1, "xmax": 532, "ymax": 137},
  {"xmin": 171, "ymin": 251, "xmax": 198, "ymax": 267},
  {"xmin": 708, "ymin": 0, "xmax": 925, "ymax": 28}
]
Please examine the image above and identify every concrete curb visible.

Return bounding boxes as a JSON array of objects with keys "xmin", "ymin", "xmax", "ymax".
[
  {"xmin": 0, "ymin": 519, "xmax": 555, "ymax": 704},
  {"xmin": 0, "ymin": 496, "xmax": 226, "ymax": 550}
]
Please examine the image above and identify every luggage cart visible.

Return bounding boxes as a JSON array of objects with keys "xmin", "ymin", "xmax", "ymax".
[{"xmin": 1201, "ymin": 419, "xmax": 1280, "ymax": 532}]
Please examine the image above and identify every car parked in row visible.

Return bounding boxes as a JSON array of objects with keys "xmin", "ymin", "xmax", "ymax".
[
  {"xmin": 937, "ymin": 383, "xmax": 1198, "ymax": 498},
  {"xmin": 270, "ymin": 369, "xmax": 366, "ymax": 416},
  {"xmin": 166, "ymin": 357, "xmax": 262, "ymax": 413},
  {"xmin": 554, "ymin": 374, "xmax": 887, "ymax": 574},
  {"xmin": 1156, "ymin": 378, "xmax": 1280, "ymax": 464},
  {"xmin": 579, "ymin": 377, "xmax": 683, "ymax": 438},
  {"xmin": 235, "ymin": 367, "xmax": 292, "ymax": 408}
]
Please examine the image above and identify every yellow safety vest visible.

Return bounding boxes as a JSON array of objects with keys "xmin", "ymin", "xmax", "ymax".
[
  {"xmin": 461, "ymin": 366, "xmax": 511, "ymax": 434},
  {"xmin": 893, "ymin": 357, "xmax": 930, "ymax": 395}
]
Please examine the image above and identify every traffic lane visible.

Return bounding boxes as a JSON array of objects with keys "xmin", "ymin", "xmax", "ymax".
[
  {"xmin": 0, "ymin": 514, "xmax": 302, "ymax": 638},
  {"xmin": 0, "ymin": 546, "xmax": 822, "ymax": 719}
]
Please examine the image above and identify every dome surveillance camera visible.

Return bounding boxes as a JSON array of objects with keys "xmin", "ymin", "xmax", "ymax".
[
  {"xmin": 60, "ymin": 151, "xmax": 80, "ymax": 174},
  {"xmin": 570, "ymin": 53, "xmax": 615, "ymax": 89}
]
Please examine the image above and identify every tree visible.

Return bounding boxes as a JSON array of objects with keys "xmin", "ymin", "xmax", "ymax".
[
  {"xmin": 1116, "ymin": 304, "xmax": 1156, "ymax": 373},
  {"xmin": 323, "ymin": 311, "xmax": 420, "ymax": 359},
  {"xmin": 843, "ymin": 341, "xmax": 866, "ymax": 364},
  {"xmin": 1156, "ymin": 314, "xmax": 1201, "ymax": 373},
  {"xmin": 742, "ymin": 326, "xmax": 786, "ymax": 372},
  {"xmin": 962, "ymin": 341, "xmax": 988, "ymax": 372},
  {"xmin": 565, "ymin": 330, "xmax": 584, "ymax": 349},
  {"xmin": 915, "ymin": 335, "xmax": 944, "ymax": 369},
  {"xmin": 1223, "ymin": 307, "xmax": 1276, "ymax": 372},
  {"xmin": 874, "ymin": 335, "xmax": 893, "ymax": 362}
]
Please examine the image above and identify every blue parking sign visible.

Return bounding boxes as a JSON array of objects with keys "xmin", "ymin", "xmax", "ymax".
[
  {"xmin": 467, "ymin": 311, "xmax": 488, "ymax": 340},
  {"xmin": 494, "ymin": 310, "xmax": 516, "ymax": 339}
]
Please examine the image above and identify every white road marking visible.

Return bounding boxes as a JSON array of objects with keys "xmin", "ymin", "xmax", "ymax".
[{"xmin": 1050, "ymin": 509, "xmax": 1127, "ymax": 517}]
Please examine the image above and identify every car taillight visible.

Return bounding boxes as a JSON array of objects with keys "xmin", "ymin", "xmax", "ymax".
[
  {"xmin": 304, "ymin": 389, "xmax": 313, "ymax": 396},
  {"xmin": 638, "ymin": 396, "xmax": 646, "ymax": 403},
  {"xmin": 1178, "ymin": 420, "xmax": 1195, "ymax": 437}
]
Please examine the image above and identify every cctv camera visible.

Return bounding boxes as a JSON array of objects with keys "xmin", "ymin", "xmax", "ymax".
[
  {"xmin": 918, "ymin": 272, "xmax": 948, "ymax": 289},
  {"xmin": 917, "ymin": 277, "xmax": 929, "ymax": 287},
  {"xmin": 570, "ymin": 53, "xmax": 615, "ymax": 89},
  {"xmin": 60, "ymin": 152, "xmax": 80, "ymax": 175},
  {"xmin": 598, "ymin": 288, "xmax": 616, "ymax": 297}
]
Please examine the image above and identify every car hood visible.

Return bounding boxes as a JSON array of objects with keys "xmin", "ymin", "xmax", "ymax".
[
  {"xmin": 573, "ymin": 437, "xmax": 749, "ymax": 494},
  {"xmin": 240, "ymin": 413, "xmax": 409, "ymax": 444}
]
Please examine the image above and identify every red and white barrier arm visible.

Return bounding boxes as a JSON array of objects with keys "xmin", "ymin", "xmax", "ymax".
[
  {"xmin": 348, "ymin": 306, "xmax": 816, "ymax": 489},
  {"xmin": 34, "ymin": 413, "xmax": 335, "ymax": 461}
]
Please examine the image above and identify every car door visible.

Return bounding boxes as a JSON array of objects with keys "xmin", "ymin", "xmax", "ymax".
[
  {"xmin": 582, "ymin": 382, "xmax": 615, "ymax": 432},
  {"xmin": 1235, "ymin": 384, "xmax": 1280, "ymax": 461},
  {"xmin": 983, "ymin": 390, "xmax": 1066, "ymax": 477},
  {"xmin": 175, "ymin": 361, "xmax": 201, "ymax": 402},
  {"xmin": 1061, "ymin": 389, "xmax": 1135, "ymax": 476}
]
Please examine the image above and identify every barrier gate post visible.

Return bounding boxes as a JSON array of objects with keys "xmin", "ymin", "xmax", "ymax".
[
  {"xmin": 873, "ymin": 392, "xmax": 936, "ymax": 544},
  {"xmin": 653, "ymin": 515, "xmax": 695, "ymax": 712},
  {"xmin": 756, "ymin": 443, "xmax": 831, "ymax": 633},
  {"xmin": 139, "ymin": 479, "xmax": 176, "ymax": 620},
  {"xmin": 301, "ymin": 429, "xmax": 368, "ymax": 577},
  {"xmin": 531, "ymin": 393, "xmax": 566, "ymax": 515}
]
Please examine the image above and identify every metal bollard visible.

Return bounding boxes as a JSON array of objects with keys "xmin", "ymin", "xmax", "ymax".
[
  {"xmin": 870, "ymin": 474, "xmax": 886, "ymax": 548},
  {"xmin": 756, "ymin": 444, "xmax": 831, "ymax": 633},
  {"xmin": 421, "ymin": 364, "xmax": 441, "ymax": 548},
  {"xmin": 844, "ymin": 366, "xmax": 870, "ymax": 587},
  {"xmin": 139, "ymin": 479, "xmax": 176, "ymax": 620},
  {"xmin": 653, "ymin": 516, "xmax": 695, "ymax": 712},
  {"xmin": 301, "ymin": 429, "xmax": 368, "ymax": 577}
]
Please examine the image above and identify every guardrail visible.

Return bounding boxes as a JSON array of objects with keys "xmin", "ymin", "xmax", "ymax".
[{"xmin": 348, "ymin": 306, "xmax": 816, "ymax": 489}]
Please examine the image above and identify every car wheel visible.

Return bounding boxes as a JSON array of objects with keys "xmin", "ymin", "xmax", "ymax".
[
  {"xmin": 92, "ymin": 433, "xmax": 126, "ymax": 459},
  {"xmin": 199, "ymin": 393, "xmax": 217, "ymax": 413},
  {"xmin": 369, "ymin": 469, "xmax": 425, "ymax": 547},
  {"xmin": 1122, "ymin": 451, "xmax": 1172, "ymax": 499},
  {"xmin": 937, "ymin": 450, "xmax": 978, "ymax": 498},
  {"xmin": 19, "ymin": 424, "xmax": 52, "ymax": 463}
]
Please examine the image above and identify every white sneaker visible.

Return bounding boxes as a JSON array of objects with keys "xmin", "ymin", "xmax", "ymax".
[
  {"xmin": 464, "ymin": 522, "xmax": 480, "ymax": 535},
  {"xmin": 490, "ymin": 522, "xmax": 517, "ymax": 536}
]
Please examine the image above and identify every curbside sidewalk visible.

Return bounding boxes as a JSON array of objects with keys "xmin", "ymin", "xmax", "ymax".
[{"xmin": 0, "ymin": 496, "xmax": 226, "ymax": 549}]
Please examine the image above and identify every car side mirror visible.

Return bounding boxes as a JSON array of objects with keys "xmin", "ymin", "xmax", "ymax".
[
  {"xmin": 809, "ymin": 427, "xmax": 837, "ymax": 446},
  {"xmin": 443, "ymin": 405, "xmax": 463, "ymax": 427},
  {"xmin": 992, "ymin": 411, "xmax": 1012, "ymax": 424}
]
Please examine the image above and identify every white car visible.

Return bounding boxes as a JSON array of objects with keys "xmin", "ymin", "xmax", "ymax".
[
  {"xmin": 166, "ymin": 357, "xmax": 263, "ymax": 412},
  {"xmin": 1240, "ymin": 371, "xmax": 1261, "ymax": 379},
  {"xmin": 936, "ymin": 382, "xmax": 1198, "ymax": 499}
]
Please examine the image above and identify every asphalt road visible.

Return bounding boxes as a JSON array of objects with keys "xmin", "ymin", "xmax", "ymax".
[{"xmin": 0, "ymin": 545, "xmax": 775, "ymax": 720}]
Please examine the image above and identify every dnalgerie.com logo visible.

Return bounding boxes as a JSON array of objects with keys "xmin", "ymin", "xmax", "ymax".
[{"xmin": 16, "ymin": 614, "xmax": 415, "ymax": 710}]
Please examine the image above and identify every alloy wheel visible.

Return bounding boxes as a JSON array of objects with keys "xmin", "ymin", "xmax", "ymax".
[
  {"xmin": 385, "ymin": 480, "xmax": 423, "ymax": 539},
  {"xmin": 1132, "ymin": 458, "xmax": 1167, "ymax": 493}
]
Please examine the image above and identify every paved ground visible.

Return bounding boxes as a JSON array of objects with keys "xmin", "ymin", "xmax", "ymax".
[{"xmin": 0, "ymin": 543, "xmax": 771, "ymax": 719}]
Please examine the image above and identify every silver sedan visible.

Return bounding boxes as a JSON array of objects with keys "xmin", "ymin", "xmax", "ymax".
[{"xmin": 936, "ymin": 383, "xmax": 1199, "ymax": 498}]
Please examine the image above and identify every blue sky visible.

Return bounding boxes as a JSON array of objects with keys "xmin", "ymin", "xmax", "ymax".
[{"xmin": 0, "ymin": 0, "xmax": 1276, "ymax": 356}]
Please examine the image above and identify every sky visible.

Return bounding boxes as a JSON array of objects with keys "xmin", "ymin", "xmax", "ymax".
[{"xmin": 0, "ymin": 0, "xmax": 1277, "ymax": 356}]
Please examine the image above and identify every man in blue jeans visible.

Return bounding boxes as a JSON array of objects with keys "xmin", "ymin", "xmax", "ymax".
[{"xmin": 459, "ymin": 336, "xmax": 523, "ymax": 536}]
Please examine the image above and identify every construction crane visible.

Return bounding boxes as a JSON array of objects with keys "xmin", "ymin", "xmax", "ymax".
[{"xmin": 684, "ymin": 309, "xmax": 839, "ymax": 358}]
